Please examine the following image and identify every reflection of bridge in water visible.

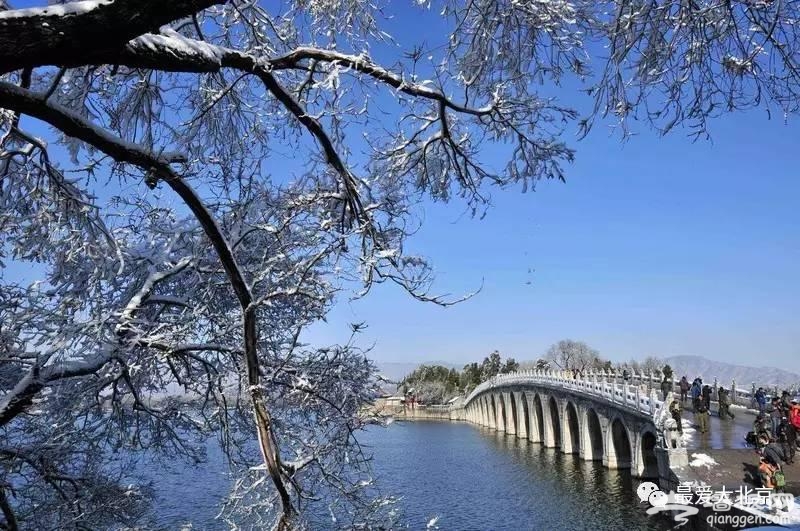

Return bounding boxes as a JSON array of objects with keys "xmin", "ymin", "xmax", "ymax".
[{"xmin": 458, "ymin": 370, "xmax": 759, "ymax": 482}]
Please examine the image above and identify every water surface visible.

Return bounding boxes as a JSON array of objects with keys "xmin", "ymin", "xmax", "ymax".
[{"xmin": 146, "ymin": 421, "xmax": 671, "ymax": 530}]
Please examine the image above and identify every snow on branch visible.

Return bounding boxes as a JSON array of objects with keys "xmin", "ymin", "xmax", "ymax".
[
  {"xmin": 268, "ymin": 47, "xmax": 496, "ymax": 116},
  {"xmin": 0, "ymin": 0, "xmax": 225, "ymax": 74}
]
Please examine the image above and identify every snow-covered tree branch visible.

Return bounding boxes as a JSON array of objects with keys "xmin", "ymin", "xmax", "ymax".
[{"xmin": 1, "ymin": 0, "xmax": 799, "ymax": 529}]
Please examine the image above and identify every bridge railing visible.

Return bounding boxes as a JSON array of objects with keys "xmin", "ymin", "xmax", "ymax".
[
  {"xmin": 463, "ymin": 368, "xmax": 799, "ymax": 414},
  {"xmin": 463, "ymin": 369, "xmax": 664, "ymax": 417}
]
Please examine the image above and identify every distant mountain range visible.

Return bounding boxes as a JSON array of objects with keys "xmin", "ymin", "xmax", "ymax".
[
  {"xmin": 662, "ymin": 355, "xmax": 800, "ymax": 389},
  {"xmin": 375, "ymin": 355, "xmax": 800, "ymax": 392}
]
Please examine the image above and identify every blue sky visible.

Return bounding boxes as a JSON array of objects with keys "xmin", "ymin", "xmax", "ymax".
[
  {"xmin": 4, "ymin": 1, "xmax": 798, "ymax": 368},
  {"xmin": 305, "ymin": 105, "xmax": 800, "ymax": 367},
  {"xmin": 297, "ymin": 3, "xmax": 800, "ymax": 367}
]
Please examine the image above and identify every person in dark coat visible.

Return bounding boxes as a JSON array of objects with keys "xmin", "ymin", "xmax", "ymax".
[
  {"xmin": 694, "ymin": 397, "xmax": 710, "ymax": 434},
  {"xmin": 717, "ymin": 386, "xmax": 735, "ymax": 419},
  {"xmin": 701, "ymin": 384, "xmax": 712, "ymax": 411},
  {"xmin": 762, "ymin": 440, "xmax": 787, "ymax": 466},
  {"xmin": 669, "ymin": 399, "xmax": 683, "ymax": 435},
  {"xmin": 781, "ymin": 390, "xmax": 792, "ymax": 412},
  {"xmin": 660, "ymin": 377, "xmax": 672, "ymax": 401},
  {"xmin": 754, "ymin": 414, "xmax": 773, "ymax": 446},
  {"xmin": 755, "ymin": 387, "xmax": 767, "ymax": 415},
  {"xmin": 679, "ymin": 376, "xmax": 690, "ymax": 403},
  {"xmin": 778, "ymin": 417, "xmax": 796, "ymax": 464},
  {"xmin": 768, "ymin": 397, "xmax": 783, "ymax": 438}
]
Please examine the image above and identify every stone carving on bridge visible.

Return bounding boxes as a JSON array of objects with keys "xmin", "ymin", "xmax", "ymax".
[{"xmin": 654, "ymin": 391, "xmax": 684, "ymax": 449}]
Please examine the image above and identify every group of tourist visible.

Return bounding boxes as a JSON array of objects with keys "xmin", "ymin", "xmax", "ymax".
[
  {"xmin": 666, "ymin": 376, "xmax": 737, "ymax": 435},
  {"xmin": 749, "ymin": 390, "xmax": 800, "ymax": 492},
  {"xmin": 752, "ymin": 393, "xmax": 800, "ymax": 459},
  {"xmin": 666, "ymin": 377, "xmax": 798, "ymax": 492}
]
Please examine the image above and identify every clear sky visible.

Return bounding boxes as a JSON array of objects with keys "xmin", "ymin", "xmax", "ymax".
[
  {"xmin": 304, "ymin": 104, "xmax": 800, "ymax": 367},
  {"xmin": 294, "ymin": 3, "xmax": 800, "ymax": 367},
  {"xmin": 5, "ymin": 1, "xmax": 799, "ymax": 369}
]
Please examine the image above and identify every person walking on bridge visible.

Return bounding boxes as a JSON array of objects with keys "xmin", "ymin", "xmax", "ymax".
[
  {"xmin": 660, "ymin": 377, "xmax": 672, "ymax": 401},
  {"xmin": 690, "ymin": 379, "xmax": 702, "ymax": 411},
  {"xmin": 717, "ymin": 386, "xmax": 735, "ymax": 420},
  {"xmin": 693, "ymin": 396, "xmax": 710, "ymax": 434},
  {"xmin": 781, "ymin": 390, "xmax": 792, "ymax": 412},
  {"xmin": 755, "ymin": 387, "xmax": 767, "ymax": 415},
  {"xmin": 702, "ymin": 384, "xmax": 712, "ymax": 411},
  {"xmin": 679, "ymin": 376, "xmax": 690, "ymax": 403},
  {"xmin": 768, "ymin": 397, "xmax": 783, "ymax": 439},
  {"xmin": 778, "ymin": 417, "xmax": 796, "ymax": 464}
]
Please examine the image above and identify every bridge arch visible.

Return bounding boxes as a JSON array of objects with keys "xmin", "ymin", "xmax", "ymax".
[
  {"xmin": 517, "ymin": 392, "xmax": 530, "ymax": 439},
  {"xmin": 582, "ymin": 407, "xmax": 604, "ymax": 461},
  {"xmin": 506, "ymin": 392, "xmax": 517, "ymax": 435},
  {"xmin": 563, "ymin": 401, "xmax": 580, "ymax": 455},
  {"xmin": 486, "ymin": 393, "xmax": 497, "ymax": 430},
  {"xmin": 532, "ymin": 394, "xmax": 545, "ymax": 443},
  {"xmin": 547, "ymin": 395, "xmax": 561, "ymax": 448},
  {"xmin": 606, "ymin": 416, "xmax": 632, "ymax": 469},
  {"xmin": 460, "ymin": 371, "xmax": 670, "ymax": 482},
  {"xmin": 496, "ymin": 393, "xmax": 507, "ymax": 432},
  {"xmin": 636, "ymin": 426, "xmax": 659, "ymax": 478}
]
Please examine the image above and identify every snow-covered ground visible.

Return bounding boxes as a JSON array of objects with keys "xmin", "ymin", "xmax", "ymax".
[
  {"xmin": 689, "ymin": 453, "xmax": 718, "ymax": 468},
  {"xmin": 733, "ymin": 495, "xmax": 800, "ymax": 527}
]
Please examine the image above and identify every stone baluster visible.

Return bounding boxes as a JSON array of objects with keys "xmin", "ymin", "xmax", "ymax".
[
  {"xmin": 731, "ymin": 379, "xmax": 737, "ymax": 403},
  {"xmin": 635, "ymin": 386, "xmax": 641, "ymax": 411},
  {"xmin": 650, "ymin": 389, "xmax": 658, "ymax": 414}
]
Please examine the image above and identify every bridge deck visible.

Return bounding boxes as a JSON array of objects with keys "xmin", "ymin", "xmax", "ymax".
[{"xmin": 679, "ymin": 403, "xmax": 758, "ymax": 451}]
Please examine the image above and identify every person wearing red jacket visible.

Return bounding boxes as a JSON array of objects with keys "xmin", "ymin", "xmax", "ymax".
[{"xmin": 789, "ymin": 399, "xmax": 800, "ymax": 432}]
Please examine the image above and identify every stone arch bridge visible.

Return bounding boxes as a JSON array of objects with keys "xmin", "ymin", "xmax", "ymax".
[{"xmin": 459, "ymin": 370, "xmax": 676, "ymax": 479}]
